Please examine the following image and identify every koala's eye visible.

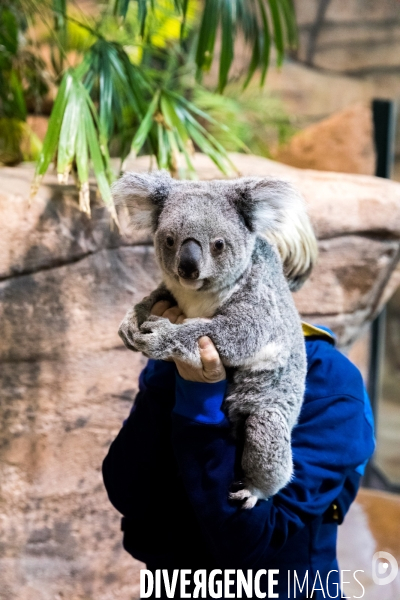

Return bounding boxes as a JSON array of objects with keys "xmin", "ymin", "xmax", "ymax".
[
  {"xmin": 166, "ymin": 235, "xmax": 174, "ymax": 248},
  {"xmin": 213, "ymin": 239, "xmax": 225, "ymax": 252}
]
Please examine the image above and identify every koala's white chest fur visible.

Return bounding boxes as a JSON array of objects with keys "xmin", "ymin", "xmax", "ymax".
[{"xmin": 164, "ymin": 276, "xmax": 237, "ymax": 318}]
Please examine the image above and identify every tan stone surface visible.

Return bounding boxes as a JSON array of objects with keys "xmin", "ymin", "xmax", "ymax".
[
  {"xmin": 2, "ymin": 155, "xmax": 400, "ymax": 598},
  {"xmin": 268, "ymin": 0, "xmax": 400, "ymax": 168},
  {"xmin": 274, "ymin": 104, "xmax": 376, "ymax": 175},
  {"xmin": 324, "ymin": 0, "xmax": 400, "ymax": 25},
  {"xmin": 0, "ymin": 245, "xmax": 159, "ymax": 599},
  {"xmin": 0, "ymin": 164, "xmax": 149, "ymax": 280},
  {"xmin": 315, "ymin": 42, "xmax": 400, "ymax": 75},
  {"xmin": 294, "ymin": 0, "xmax": 400, "ymax": 71},
  {"xmin": 294, "ymin": 236, "xmax": 400, "ymax": 315},
  {"xmin": 261, "ymin": 62, "xmax": 375, "ymax": 122},
  {"xmin": 294, "ymin": 0, "xmax": 400, "ymax": 26}
]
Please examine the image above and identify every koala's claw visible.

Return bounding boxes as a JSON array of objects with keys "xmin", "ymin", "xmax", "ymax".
[
  {"xmin": 118, "ymin": 322, "xmax": 140, "ymax": 351},
  {"xmin": 229, "ymin": 487, "xmax": 259, "ymax": 510}
]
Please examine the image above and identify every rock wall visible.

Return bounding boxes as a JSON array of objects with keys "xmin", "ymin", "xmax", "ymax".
[
  {"xmin": 263, "ymin": 1, "xmax": 400, "ymax": 179},
  {"xmin": 274, "ymin": 103, "xmax": 376, "ymax": 175},
  {"xmin": 295, "ymin": 0, "xmax": 400, "ymax": 79},
  {"xmin": 1, "ymin": 156, "xmax": 400, "ymax": 599},
  {"xmin": 288, "ymin": 0, "xmax": 400, "ymax": 174},
  {"xmin": 0, "ymin": 169, "xmax": 152, "ymax": 599}
]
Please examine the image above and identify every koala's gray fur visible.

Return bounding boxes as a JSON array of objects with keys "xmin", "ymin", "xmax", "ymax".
[{"xmin": 112, "ymin": 171, "xmax": 317, "ymax": 509}]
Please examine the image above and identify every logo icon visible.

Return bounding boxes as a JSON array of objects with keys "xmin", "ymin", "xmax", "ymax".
[{"xmin": 372, "ymin": 551, "xmax": 398, "ymax": 586}]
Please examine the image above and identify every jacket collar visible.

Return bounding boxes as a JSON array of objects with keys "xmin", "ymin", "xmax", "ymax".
[{"xmin": 302, "ymin": 321, "xmax": 336, "ymax": 344}]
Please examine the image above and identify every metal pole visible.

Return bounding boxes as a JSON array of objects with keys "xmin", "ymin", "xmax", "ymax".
[{"xmin": 363, "ymin": 99, "xmax": 396, "ymax": 488}]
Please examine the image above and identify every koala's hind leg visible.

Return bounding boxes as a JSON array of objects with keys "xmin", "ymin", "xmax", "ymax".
[{"xmin": 229, "ymin": 409, "xmax": 293, "ymax": 509}]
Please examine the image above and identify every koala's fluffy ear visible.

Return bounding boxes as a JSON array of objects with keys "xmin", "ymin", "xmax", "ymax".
[
  {"xmin": 111, "ymin": 170, "xmax": 173, "ymax": 231},
  {"xmin": 234, "ymin": 177, "xmax": 318, "ymax": 291}
]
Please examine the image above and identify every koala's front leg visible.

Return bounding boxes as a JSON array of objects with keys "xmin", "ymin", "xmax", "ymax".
[
  {"xmin": 130, "ymin": 317, "xmax": 210, "ymax": 366},
  {"xmin": 229, "ymin": 409, "xmax": 293, "ymax": 509},
  {"xmin": 118, "ymin": 284, "xmax": 175, "ymax": 352}
]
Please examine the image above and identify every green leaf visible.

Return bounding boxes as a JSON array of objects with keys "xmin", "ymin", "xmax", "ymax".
[
  {"xmin": 279, "ymin": 0, "xmax": 298, "ymax": 47},
  {"xmin": 186, "ymin": 121, "xmax": 233, "ymax": 176},
  {"xmin": 268, "ymin": 0, "xmax": 285, "ymax": 67},
  {"xmin": 113, "ymin": 0, "xmax": 149, "ymax": 33},
  {"xmin": 131, "ymin": 90, "xmax": 160, "ymax": 155},
  {"xmin": 0, "ymin": 7, "xmax": 19, "ymax": 55},
  {"xmin": 170, "ymin": 125, "xmax": 196, "ymax": 177},
  {"xmin": 191, "ymin": 119, "xmax": 237, "ymax": 173},
  {"xmin": 168, "ymin": 90, "xmax": 249, "ymax": 152},
  {"xmin": 98, "ymin": 47, "xmax": 114, "ymax": 137},
  {"xmin": 195, "ymin": 0, "xmax": 220, "ymax": 76},
  {"xmin": 218, "ymin": 0, "xmax": 235, "ymax": 92},
  {"xmin": 138, "ymin": 0, "xmax": 148, "ymax": 36},
  {"xmin": 242, "ymin": 30, "xmax": 260, "ymax": 89},
  {"xmin": 183, "ymin": 108, "xmax": 239, "ymax": 173},
  {"xmin": 157, "ymin": 123, "xmax": 169, "ymax": 170},
  {"xmin": 57, "ymin": 84, "xmax": 80, "ymax": 181},
  {"xmin": 165, "ymin": 128, "xmax": 180, "ymax": 174},
  {"xmin": 75, "ymin": 97, "xmax": 90, "ymax": 214},
  {"xmin": 82, "ymin": 99, "xmax": 114, "ymax": 209},
  {"xmin": 113, "ymin": 0, "xmax": 131, "ymax": 18},
  {"xmin": 258, "ymin": 0, "xmax": 271, "ymax": 86},
  {"xmin": 9, "ymin": 69, "xmax": 27, "ymax": 120},
  {"xmin": 180, "ymin": 0, "xmax": 190, "ymax": 39},
  {"xmin": 160, "ymin": 93, "xmax": 189, "ymax": 143},
  {"xmin": 235, "ymin": 0, "xmax": 258, "ymax": 42},
  {"xmin": 34, "ymin": 71, "xmax": 72, "ymax": 179}
]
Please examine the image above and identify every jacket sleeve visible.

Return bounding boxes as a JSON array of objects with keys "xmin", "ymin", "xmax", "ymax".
[
  {"xmin": 171, "ymin": 362, "xmax": 376, "ymax": 569},
  {"xmin": 102, "ymin": 359, "xmax": 177, "ymax": 561}
]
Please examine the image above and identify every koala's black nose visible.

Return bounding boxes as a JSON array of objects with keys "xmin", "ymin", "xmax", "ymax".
[{"xmin": 178, "ymin": 239, "xmax": 202, "ymax": 279}]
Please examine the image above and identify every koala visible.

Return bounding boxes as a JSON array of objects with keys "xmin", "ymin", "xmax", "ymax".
[{"xmin": 112, "ymin": 171, "xmax": 318, "ymax": 509}]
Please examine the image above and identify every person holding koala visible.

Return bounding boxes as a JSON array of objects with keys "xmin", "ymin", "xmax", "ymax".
[
  {"xmin": 102, "ymin": 173, "xmax": 375, "ymax": 599},
  {"xmin": 103, "ymin": 313, "xmax": 374, "ymax": 599}
]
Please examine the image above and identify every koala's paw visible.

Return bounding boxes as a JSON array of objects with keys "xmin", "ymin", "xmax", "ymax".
[
  {"xmin": 229, "ymin": 487, "xmax": 259, "ymax": 510},
  {"xmin": 118, "ymin": 310, "xmax": 141, "ymax": 352},
  {"xmin": 129, "ymin": 316, "xmax": 177, "ymax": 360}
]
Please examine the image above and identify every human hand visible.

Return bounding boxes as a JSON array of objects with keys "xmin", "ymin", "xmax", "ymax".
[
  {"xmin": 150, "ymin": 301, "xmax": 226, "ymax": 383},
  {"xmin": 150, "ymin": 300, "xmax": 187, "ymax": 324}
]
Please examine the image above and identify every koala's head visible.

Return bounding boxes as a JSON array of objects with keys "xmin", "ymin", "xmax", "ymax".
[{"xmin": 112, "ymin": 171, "xmax": 317, "ymax": 293}]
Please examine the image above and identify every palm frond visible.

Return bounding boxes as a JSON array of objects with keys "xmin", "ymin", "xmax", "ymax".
[
  {"xmin": 195, "ymin": 0, "xmax": 297, "ymax": 91},
  {"xmin": 27, "ymin": 0, "xmax": 298, "ymax": 219},
  {"xmin": 31, "ymin": 70, "xmax": 117, "ymax": 222},
  {"xmin": 131, "ymin": 87, "xmax": 244, "ymax": 177},
  {"xmin": 83, "ymin": 39, "xmax": 152, "ymax": 163},
  {"xmin": 131, "ymin": 89, "xmax": 160, "ymax": 155}
]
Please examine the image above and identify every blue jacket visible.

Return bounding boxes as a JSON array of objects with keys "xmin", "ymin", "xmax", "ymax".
[{"xmin": 102, "ymin": 328, "xmax": 375, "ymax": 599}]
